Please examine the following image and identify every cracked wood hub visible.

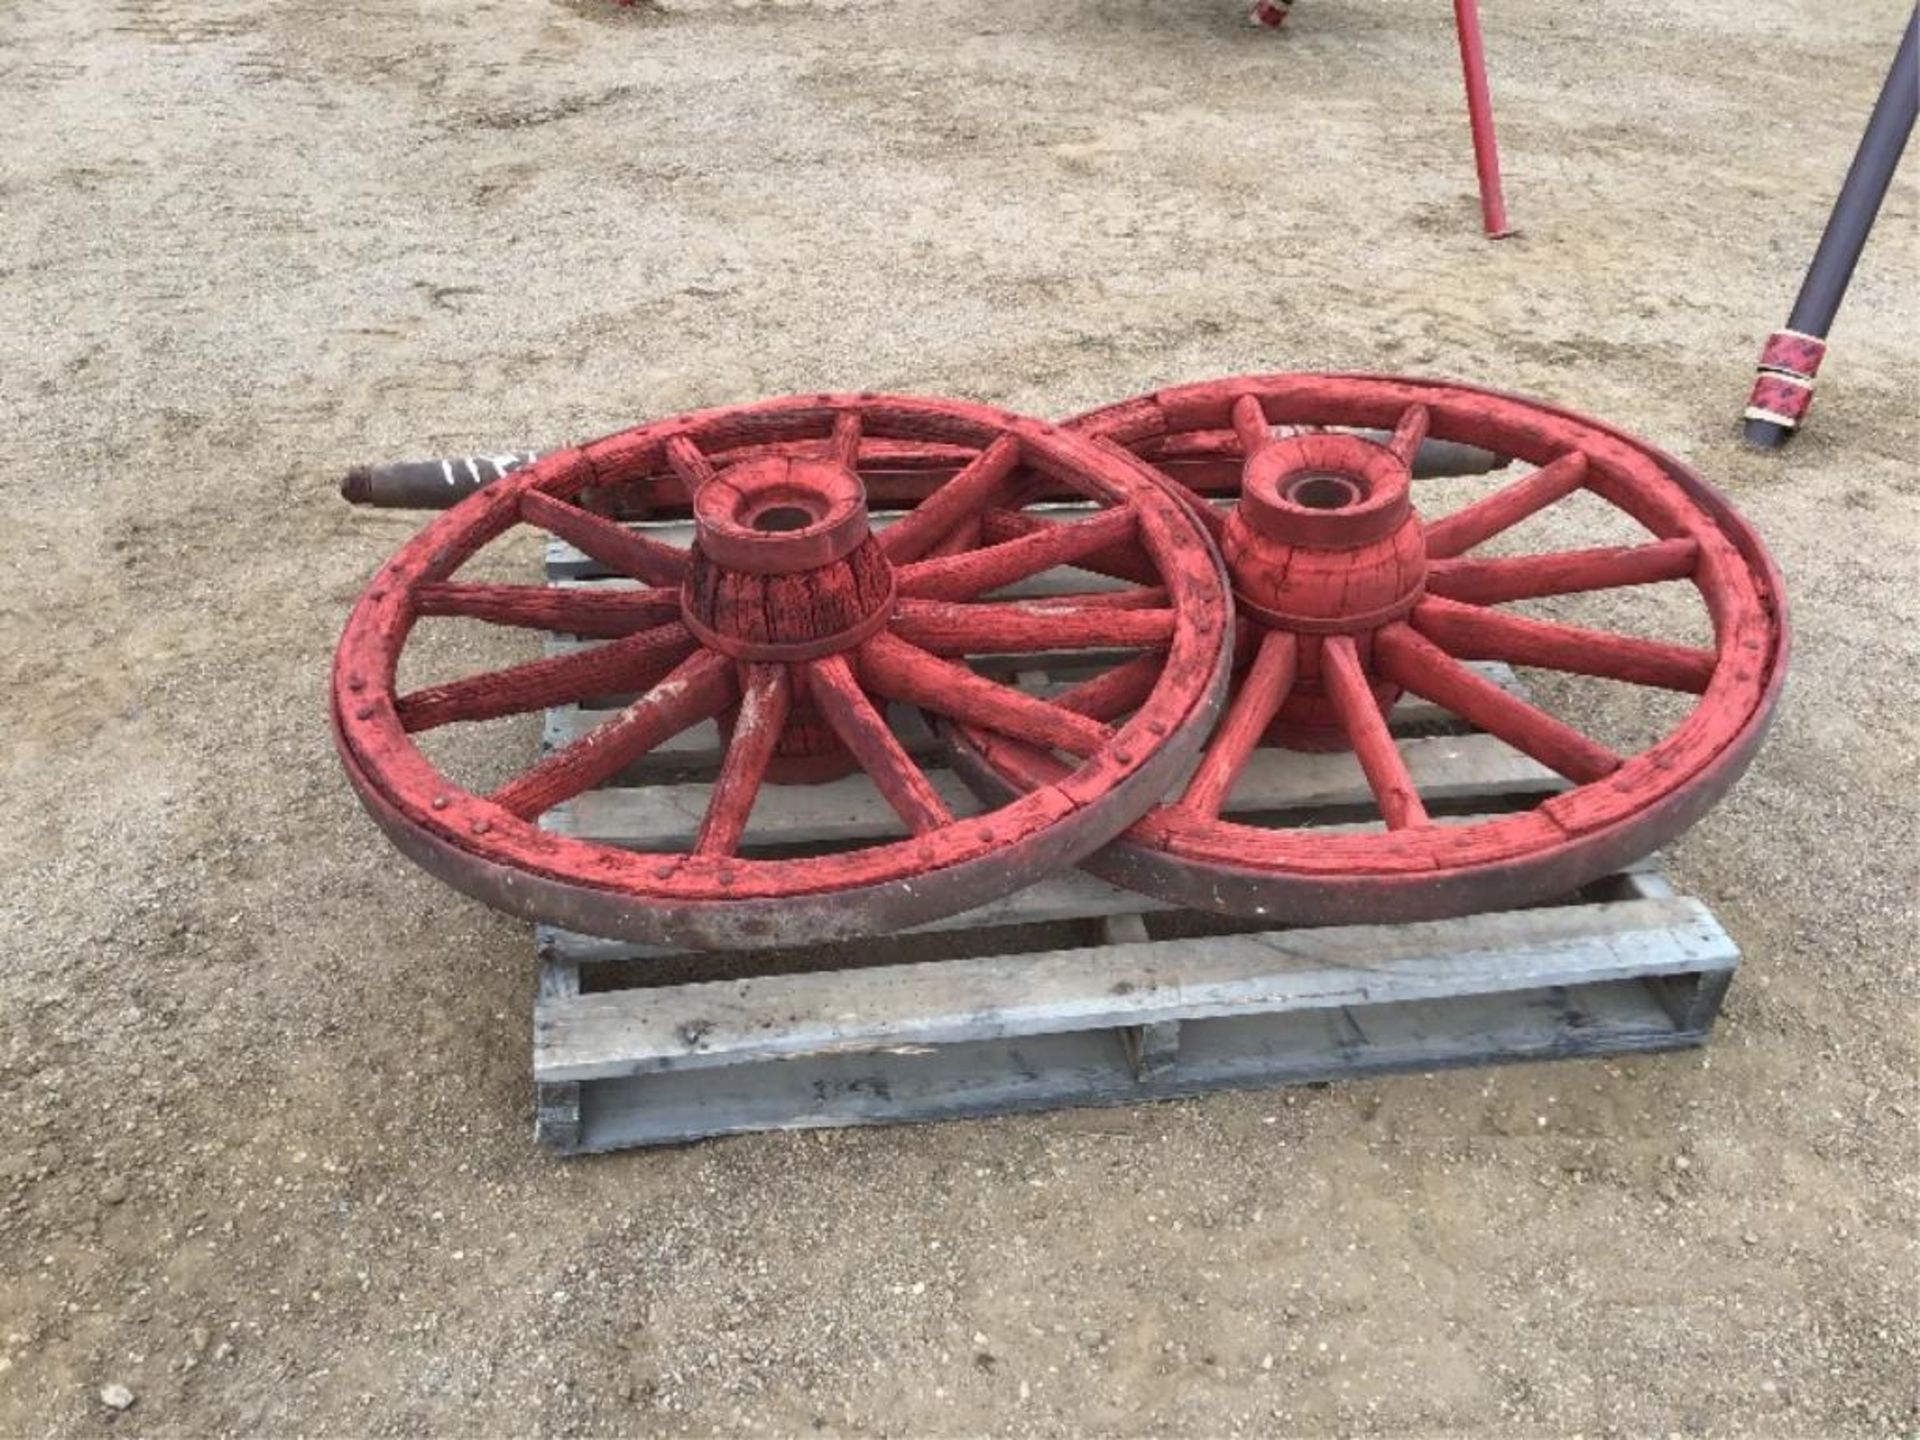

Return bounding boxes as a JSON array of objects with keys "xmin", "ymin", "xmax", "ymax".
[{"xmin": 680, "ymin": 453, "xmax": 897, "ymax": 782}]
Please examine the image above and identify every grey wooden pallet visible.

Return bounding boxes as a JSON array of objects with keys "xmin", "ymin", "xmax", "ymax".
[{"xmin": 527, "ymin": 528, "xmax": 1737, "ymax": 1155}]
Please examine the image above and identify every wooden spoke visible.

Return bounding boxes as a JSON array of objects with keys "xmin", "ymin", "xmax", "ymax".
[
  {"xmin": 828, "ymin": 411, "xmax": 862, "ymax": 468},
  {"xmin": 1372, "ymin": 623, "xmax": 1622, "ymax": 785},
  {"xmin": 1412, "ymin": 595, "xmax": 1717, "ymax": 694},
  {"xmin": 1177, "ymin": 629, "xmax": 1299, "ymax": 816},
  {"xmin": 665, "ymin": 435, "xmax": 718, "ymax": 492},
  {"xmin": 1087, "ymin": 432, "xmax": 1227, "ymax": 545},
  {"xmin": 890, "ymin": 598, "xmax": 1177, "ymax": 656},
  {"xmin": 1425, "ymin": 537, "xmax": 1700, "ymax": 606},
  {"xmin": 807, "ymin": 654, "xmax": 953, "ymax": 835},
  {"xmin": 1230, "ymin": 394, "xmax": 1272, "ymax": 458},
  {"xmin": 977, "ymin": 505, "xmax": 1162, "ymax": 585},
  {"xmin": 489, "ymin": 650, "xmax": 736, "ymax": 820},
  {"xmin": 880, "ymin": 435, "xmax": 1022, "ymax": 564},
  {"xmin": 1423, "ymin": 451, "xmax": 1590, "ymax": 559},
  {"xmin": 900, "ymin": 505, "xmax": 1141, "ymax": 601},
  {"xmin": 1385, "ymin": 404, "xmax": 1431, "ymax": 464},
  {"xmin": 396, "ymin": 622, "xmax": 695, "ymax": 732},
  {"xmin": 858, "ymin": 631, "xmax": 1114, "ymax": 757},
  {"xmin": 1036, "ymin": 587, "xmax": 1171, "ymax": 610},
  {"xmin": 413, "ymin": 582, "xmax": 682, "ymax": 638},
  {"xmin": 692, "ymin": 663, "xmax": 792, "ymax": 858},
  {"xmin": 520, "ymin": 489, "xmax": 686, "ymax": 587},
  {"xmin": 1049, "ymin": 651, "xmax": 1166, "ymax": 722},
  {"xmin": 1321, "ymin": 634, "xmax": 1429, "ymax": 830},
  {"xmin": 923, "ymin": 515, "xmax": 984, "ymax": 559},
  {"xmin": 1117, "ymin": 464, "xmax": 1226, "ymax": 543}
]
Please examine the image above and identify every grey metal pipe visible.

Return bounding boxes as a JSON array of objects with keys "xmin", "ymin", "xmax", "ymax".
[
  {"xmin": 339, "ymin": 451, "xmax": 544, "ymax": 508},
  {"xmin": 1743, "ymin": 7, "xmax": 1917, "ymax": 449},
  {"xmin": 1352, "ymin": 429, "xmax": 1509, "ymax": 479}
]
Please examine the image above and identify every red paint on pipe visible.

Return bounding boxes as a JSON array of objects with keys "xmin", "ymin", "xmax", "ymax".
[{"xmin": 1454, "ymin": 0, "xmax": 1514, "ymax": 238}]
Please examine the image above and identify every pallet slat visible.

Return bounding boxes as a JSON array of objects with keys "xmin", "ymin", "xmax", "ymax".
[
  {"xmin": 558, "ymin": 985, "xmax": 1706, "ymax": 1151},
  {"xmin": 542, "ymin": 701, "xmax": 944, "ymax": 776},
  {"xmin": 543, "ymin": 670, "xmax": 1503, "ymax": 746},
  {"xmin": 546, "ymin": 507, "xmax": 1107, "ymax": 582},
  {"xmin": 549, "ymin": 733, "xmax": 1560, "ymax": 852},
  {"xmin": 536, "ymin": 896, "xmax": 1730, "ymax": 1083}
]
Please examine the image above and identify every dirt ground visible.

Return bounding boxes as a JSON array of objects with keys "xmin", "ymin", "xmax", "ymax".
[{"xmin": 2, "ymin": 0, "xmax": 1917, "ymax": 1433}]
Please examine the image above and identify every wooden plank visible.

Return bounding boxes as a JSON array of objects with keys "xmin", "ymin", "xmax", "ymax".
[
  {"xmin": 535, "ymin": 896, "xmax": 1734, "ymax": 1083},
  {"xmin": 541, "ymin": 616, "xmax": 1528, "ymax": 739},
  {"xmin": 1102, "ymin": 915, "xmax": 1181, "ymax": 1079},
  {"xmin": 1123, "ymin": 1020, "xmax": 1183, "ymax": 1080},
  {"xmin": 544, "ymin": 658, "xmax": 1502, "ymax": 744},
  {"xmin": 1221, "ymin": 733, "xmax": 1559, "ymax": 814},
  {"xmin": 543, "ymin": 701, "xmax": 943, "ymax": 777},
  {"xmin": 549, "ymin": 765, "xmax": 985, "ymax": 851},
  {"xmin": 548, "ymin": 732, "xmax": 1561, "ymax": 853},
  {"xmin": 533, "ymin": 958, "xmax": 583, "ymax": 1153},
  {"xmin": 541, "ymin": 634, "xmax": 1151, "ymax": 671},
  {"xmin": 548, "ymin": 520, "xmax": 1132, "ymax": 602},
  {"xmin": 559, "ymin": 976, "xmax": 1712, "ymax": 1151}
]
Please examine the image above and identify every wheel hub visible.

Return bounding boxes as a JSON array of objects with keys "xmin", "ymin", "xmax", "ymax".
[
  {"xmin": 1224, "ymin": 428, "xmax": 1427, "ymax": 750},
  {"xmin": 681, "ymin": 456, "xmax": 897, "ymax": 782}
]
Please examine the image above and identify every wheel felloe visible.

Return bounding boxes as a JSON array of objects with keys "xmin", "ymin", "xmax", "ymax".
[
  {"xmin": 1016, "ymin": 372, "xmax": 1792, "ymax": 924},
  {"xmin": 331, "ymin": 394, "xmax": 1234, "ymax": 947}
]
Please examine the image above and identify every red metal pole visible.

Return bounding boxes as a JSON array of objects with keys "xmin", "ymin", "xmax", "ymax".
[{"xmin": 1453, "ymin": 0, "xmax": 1514, "ymax": 238}]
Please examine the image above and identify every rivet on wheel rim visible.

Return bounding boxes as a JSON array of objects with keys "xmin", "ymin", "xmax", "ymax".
[
  {"xmin": 331, "ymin": 394, "xmax": 1234, "ymax": 949},
  {"xmin": 944, "ymin": 373, "xmax": 1789, "ymax": 925}
]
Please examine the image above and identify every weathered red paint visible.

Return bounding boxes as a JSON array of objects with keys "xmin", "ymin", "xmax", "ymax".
[
  {"xmin": 412, "ymin": 581, "xmax": 684, "ymax": 638},
  {"xmin": 945, "ymin": 373, "xmax": 1789, "ymax": 925},
  {"xmin": 1453, "ymin": 0, "xmax": 1514, "ymax": 238},
  {"xmin": 1744, "ymin": 372, "xmax": 1816, "ymax": 430},
  {"xmin": 1756, "ymin": 330, "xmax": 1827, "ymax": 381},
  {"xmin": 332, "ymin": 394, "xmax": 1233, "ymax": 949},
  {"xmin": 1217, "ymin": 423, "xmax": 1425, "ymax": 748}
]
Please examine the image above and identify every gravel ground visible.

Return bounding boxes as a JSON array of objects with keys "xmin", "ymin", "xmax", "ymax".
[{"xmin": 2, "ymin": 0, "xmax": 1916, "ymax": 1434}]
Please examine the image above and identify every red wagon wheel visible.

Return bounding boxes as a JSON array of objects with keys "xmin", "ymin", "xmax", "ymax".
[
  {"xmin": 332, "ymin": 394, "xmax": 1232, "ymax": 949},
  {"xmin": 943, "ymin": 373, "xmax": 1787, "ymax": 924}
]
